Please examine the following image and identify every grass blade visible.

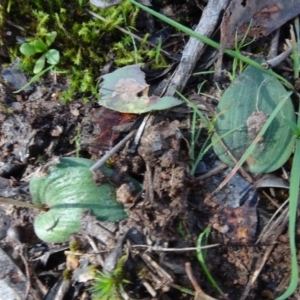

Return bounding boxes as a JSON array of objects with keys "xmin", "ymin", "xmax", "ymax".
[
  {"xmin": 196, "ymin": 227, "xmax": 225, "ymax": 296},
  {"xmin": 276, "ymin": 96, "xmax": 300, "ymax": 299}
]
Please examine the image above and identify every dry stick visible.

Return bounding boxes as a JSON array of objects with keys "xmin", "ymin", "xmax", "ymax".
[
  {"xmin": 240, "ymin": 207, "xmax": 289, "ymax": 300},
  {"xmin": 145, "ymin": 162, "xmax": 154, "ymax": 203},
  {"xmin": 185, "ymin": 262, "xmax": 218, "ymax": 300},
  {"xmin": 85, "ymin": 234, "xmax": 105, "ymax": 267},
  {"xmin": 196, "ymin": 163, "xmax": 228, "ymax": 180},
  {"xmin": 262, "ymin": 47, "xmax": 293, "ymax": 69},
  {"xmin": 19, "ymin": 246, "xmax": 31, "ymax": 300},
  {"xmin": 203, "ymin": 136, "xmax": 279, "ymax": 209},
  {"xmin": 163, "ymin": 0, "xmax": 230, "ymax": 96},
  {"xmin": 131, "ymin": 244, "xmax": 220, "ymax": 251},
  {"xmin": 202, "ymin": 131, "xmax": 254, "ymax": 203},
  {"xmin": 256, "ymin": 199, "xmax": 289, "ymax": 245},
  {"xmin": 0, "ymin": 197, "xmax": 46, "ymax": 210},
  {"xmin": 267, "ymin": 29, "xmax": 280, "ymax": 60},
  {"xmin": 129, "ymin": 113, "xmax": 151, "ymax": 153},
  {"xmin": 90, "ymin": 130, "xmax": 136, "ymax": 171},
  {"xmin": 86, "ymin": 9, "xmax": 176, "ymax": 61}
]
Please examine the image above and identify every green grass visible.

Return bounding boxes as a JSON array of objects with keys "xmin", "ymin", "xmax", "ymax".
[
  {"xmin": 130, "ymin": 1, "xmax": 299, "ymax": 298},
  {"xmin": 276, "ymin": 95, "xmax": 300, "ymax": 299},
  {"xmin": 196, "ymin": 227, "xmax": 225, "ymax": 296}
]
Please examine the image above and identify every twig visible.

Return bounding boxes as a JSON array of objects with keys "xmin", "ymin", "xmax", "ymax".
[
  {"xmin": 256, "ymin": 199, "xmax": 289, "ymax": 245},
  {"xmin": 262, "ymin": 47, "xmax": 293, "ymax": 69},
  {"xmin": 20, "ymin": 246, "xmax": 31, "ymax": 300},
  {"xmin": 0, "ymin": 197, "xmax": 46, "ymax": 210},
  {"xmin": 196, "ymin": 163, "xmax": 228, "ymax": 180},
  {"xmin": 131, "ymin": 244, "xmax": 220, "ymax": 251},
  {"xmin": 267, "ymin": 29, "xmax": 280, "ymax": 59},
  {"xmin": 145, "ymin": 162, "xmax": 154, "ymax": 203},
  {"xmin": 90, "ymin": 130, "xmax": 136, "ymax": 171},
  {"xmin": 128, "ymin": 113, "xmax": 151, "ymax": 153},
  {"xmin": 85, "ymin": 234, "xmax": 105, "ymax": 267},
  {"xmin": 164, "ymin": 0, "xmax": 230, "ymax": 96},
  {"xmin": 185, "ymin": 262, "xmax": 218, "ymax": 300}
]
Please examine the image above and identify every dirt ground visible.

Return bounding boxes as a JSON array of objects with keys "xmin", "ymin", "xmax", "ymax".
[{"xmin": 0, "ymin": 1, "xmax": 300, "ymax": 300}]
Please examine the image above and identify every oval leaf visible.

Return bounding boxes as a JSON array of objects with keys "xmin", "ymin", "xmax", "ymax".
[
  {"xmin": 32, "ymin": 39, "xmax": 48, "ymax": 53},
  {"xmin": 33, "ymin": 54, "xmax": 46, "ymax": 74},
  {"xmin": 45, "ymin": 49, "xmax": 60, "ymax": 65},
  {"xmin": 212, "ymin": 64, "xmax": 295, "ymax": 173},
  {"xmin": 20, "ymin": 43, "xmax": 36, "ymax": 56},
  {"xmin": 30, "ymin": 157, "xmax": 129, "ymax": 243}
]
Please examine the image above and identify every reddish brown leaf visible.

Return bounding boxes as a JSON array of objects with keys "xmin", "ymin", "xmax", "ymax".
[{"xmin": 89, "ymin": 107, "xmax": 137, "ymax": 154}]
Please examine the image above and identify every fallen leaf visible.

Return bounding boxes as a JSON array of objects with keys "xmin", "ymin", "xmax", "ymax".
[
  {"xmin": 220, "ymin": 0, "xmax": 300, "ymax": 49},
  {"xmin": 99, "ymin": 64, "xmax": 182, "ymax": 113},
  {"xmin": 87, "ymin": 107, "xmax": 137, "ymax": 153}
]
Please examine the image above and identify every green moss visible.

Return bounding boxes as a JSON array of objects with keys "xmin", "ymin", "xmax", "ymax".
[
  {"xmin": 2, "ymin": 0, "xmax": 169, "ymax": 102},
  {"xmin": 62, "ymin": 269, "xmax": 72, "ymax": 281},
  {"xmin": 90, "ymin": 255, "xmax": 129, "ymax": 300},
  {"xmin": 0, "ymin": 102, "xmax": 13, "ymax": 114}
]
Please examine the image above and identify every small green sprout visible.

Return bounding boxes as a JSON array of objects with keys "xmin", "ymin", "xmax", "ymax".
[
  {"xmin": 20, "ymin": 31, "xmax": 60, "ymax": 74},
  {"xmin": 90, "ymin": 256, "xmax": 129, "ymax": 300},
  {"xmin": 15, "ymin": 31, "xmax": 61, "ymax": 93}
]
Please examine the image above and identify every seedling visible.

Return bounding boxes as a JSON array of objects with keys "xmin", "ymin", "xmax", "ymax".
[
  {"xmin": 19, "ymin": 31, "xmax": 60, "ymax": 74},
  {"xmin": 129, "ymin": 2, "xmax": 300, "ymax": 298},
  {"xmin": 90, "ymin": 255, "xmax": 129, "ymax": 300},
  {"xmin": 16, "ymin": 31, "xmax": 60, "ymax": 93},
  {"xmin": 176, "ymin": 90, "xmax": 238, "ymax": 176},
  {"xmin": 229, "ymin": 20, "xmax": 255, "ymax": 82}
]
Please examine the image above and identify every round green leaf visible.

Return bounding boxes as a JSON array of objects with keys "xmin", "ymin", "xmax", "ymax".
[
  {"xmin": 32, "ymin": 39, "xmax": 48, "ymax": 53},
  {"xmin": 30, "ymin": 157, "xmax": 128, "ymax": 243},
  {"xmin": 45, "ymin": 49, "xmax": 60, "ymax": 65},
  {"xmin": 20, "ymin": 43, "xmax": 36, "ymax": 56},
  {"xmin": 212, "ymin": 64, "xmax": 295, "ymax": 173}
]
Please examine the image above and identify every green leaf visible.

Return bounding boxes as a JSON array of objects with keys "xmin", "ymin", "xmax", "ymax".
[
  {"xmin": 30, "ymin": 157, "xmax": 129, "ymax": 243},
  {"xmin": 212, "ymin": 64, "xmax": 295, "ymax": 173},
  {"xmin": 45, "ymin": 49, "xmax": 60, "ymax": 65},
  {"xmin": 45, "ymin": 31, "xmax": 57, "ymax": 46},
  {"xmin": 99, "ymin": 64, "xmax": 182, "ymax": 113},
  {"xmin": 20, "ymin": 43, "xmax": 36, "ymax": 56},
  {"xmin": 32, "ymin": 39, "xmax": 48, "ymax": 53},
  {"xmin": 33, "ymin": 54, "xmax": 46, "ymax": 74}
]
